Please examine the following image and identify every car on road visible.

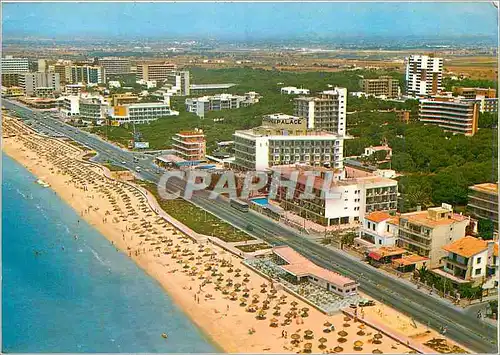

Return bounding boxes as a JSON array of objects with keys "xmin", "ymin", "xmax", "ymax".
[
  {"xmin": 121, "ymin": 161, "xmax": 127, "ymax": 165},
  {"xmin": 135, "ymin": 167, "xmax": 141, "ymax": 172}
]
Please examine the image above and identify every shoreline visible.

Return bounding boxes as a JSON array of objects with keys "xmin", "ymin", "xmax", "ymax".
[
  {"xmin": 2, "ymin": 116, "xmax": 467, "ymax": 354},
  {"xmin": 2, "ymin": 146, "xmax": 227, "ymax": 353}
]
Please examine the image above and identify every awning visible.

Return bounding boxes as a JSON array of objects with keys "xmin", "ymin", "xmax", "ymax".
[{"xmin": 368, "ymin": 251, "xmax": 382, "ymax": 261}]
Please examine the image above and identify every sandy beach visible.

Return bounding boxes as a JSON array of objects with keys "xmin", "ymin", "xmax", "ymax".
[{"xmin": 2, "ymin": 115, "xmax": 468, "ymax": 354}]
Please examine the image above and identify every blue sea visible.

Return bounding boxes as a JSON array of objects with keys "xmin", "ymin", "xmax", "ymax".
[{"xmin": 2, "ymin": 154, "xmax": 219, "ymax": 353}]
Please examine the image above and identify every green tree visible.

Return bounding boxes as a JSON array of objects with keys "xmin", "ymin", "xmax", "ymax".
[
  {"xmin": 479, "ymin": 112, "xmax": 498, "ymax": 129},
  {"xmin": 477, "ymin": 218, "xmax": 495, "ymax": 240}
]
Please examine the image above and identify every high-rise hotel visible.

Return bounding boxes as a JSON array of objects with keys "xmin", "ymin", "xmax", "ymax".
[{"xmin": 405, "ymin": 54, "xmax": 443, "ymax": 97}]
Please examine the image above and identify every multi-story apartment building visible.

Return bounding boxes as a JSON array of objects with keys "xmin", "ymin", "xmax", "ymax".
[
  {"xmin": 234, "ymin": 118, "xmax": 344, "ymax": 171},
  {"xmin": 108, "ymin": 102, "xmax": 179, "ymax": 125},
  {"xmin": 79, "ymin": 97, "xmax": 109, "ymax": 123},
  {"xmin": 1, "ymin": 56, "xmax": 29, "ymax": 74},
  {"xmin": 70, "ymin": 65, "xmax": 106, "ymax": 84},
  {"xmin": 64, "ymin": 83, "xmax": 86, "ymax": 96},
  {"xmin": 186, "ymin": 93, "xmax": 260, "ymax": 118},
  {"xmin": 419, "ymin": 97, "xmax": 479, "ymax": 136},
  {"xmin": 37, "ymin": 59, "xmax": 47, "ymax": 73},
  {"xmin": 359, "ymin": 76, "xmax": 400, "ymax": 98},
  {"xmin": 52, "ymin": 63, "xmax": 72, "ymax": 84},
  {"xmin": 34, "ymin": 87, "xmax": 55, "ymax": 98},
  {"xmin": 357, "ymin": 211, "xmax": 399, "ymax": 247},
  {"xmin": 2, "ymin": 57, "xmax": 29, "ymax": 88},
  {"xmin": 98, "ymin": 57, "xmax": 131, "ymax": 75},
  {"xmin": 136, "ymin": 62, "xmax": 176, "ymax": 82},
  {"xmin": 20, "ymin": 72, "xmax": 61, "ymax": 96},
  {"xmin": 396, "ymin": 204, "xmax": 471, "ymax": 268},
  {"xmin": 60, "ymin": 96, "xmax": 81, "ymax": 117},
  {"xmin": 405, "ymin": 54, "xmax": 443, "ymax": 97},
  {"xmin": 270, "ymin": 166, "xmax": 398, "ymax": 226},
  {"xmin": 432, "ymin": 236, "xmax": 498, "ymax": 290},
  {"xmin": 172, "ymin": 130, "xmax": 206, "ymax": 161},
  {"xmin": 294, "ymin": 88, "xmax": 347, "ymax": 136},
  {"xmin": 470, "ymin": 97, "xmax": 498, "ymax": 113},
  {"xmin": 165, "ymin": 70, "xmax": 190, "ymax": 96},
  {"xmin": 1, "ymin": 73, "xmax": 21, "ymax": 87},
  {"xmin": 467, "ymin": 183, "xmax": 498, "ymax": 230},
  {"xmin": 452, "ymin": 87, "xmax": 496, "ymax": 99}
]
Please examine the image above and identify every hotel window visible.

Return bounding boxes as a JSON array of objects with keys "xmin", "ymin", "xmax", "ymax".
[
  {"xmin": 474, "ymin": 268, "xmax": 481, "ymax": 276},
  {"xmin": 477, "ymin": 257, "xmax": 482, "ymax": 264}
]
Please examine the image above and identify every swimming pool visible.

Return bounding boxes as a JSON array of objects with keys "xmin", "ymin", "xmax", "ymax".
[{"xmin": 251, "ymin": 197, "xmax": 268, "ymax": 206}]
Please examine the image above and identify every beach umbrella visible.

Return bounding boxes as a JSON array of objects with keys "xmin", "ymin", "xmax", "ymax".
[
  {"xmin": 304, "ymin": 330, "xmax": 314, "ymax": 340},
  {"xmin": 354, "ymin": 340, "xmax": 364, "ymax": 348},
  {"xmin": 291, "ymin": 333, "xmax": 301, "ymax": 340},
  {"xmin": 257, "ymin": 310, "xmax": 267, "ymax": 319},
  {"xmin": 270, "ymin": 318, "xmax": 279, "ymax": 327},
  {"xmin": 303, "ymin": 343, "xmax": 312, "ymax": 353},
  {"xmin": 324, "ymin": 321, "xmax": 332, "ymax": 327},
  {"xmin": 318, "ymin": 337, "xmax": 328, "ymax": 348},
  {"xmin": 372, "ymin": 349, "xmax": 383, "ymax": 354},
  {"xmin": 358, "ymin": 324, "xmax": 366, "ymax": 330},
  {"xmin": 343, "ymin": 323, "xmax": 351, "ymax": 328},
  {"xmin": 291, "ymin": 301, "xmax": 298, "ymax": 307},
  {"xmin": 301, "ymin": 307, "xmax": 309, "ymax": 312},
  {"xmin": 338, "ymin": 337, "xmax": 347, "ymax": 343},
  {"xmin": 333, "ymin": 346, "xmax": 344, "ymax": 353},
  {"xmin": 344, "ymin": 316, "xmax": 351, "ymax": 322},
  {"xmin": 338, "ymin": 331, "xmax": 348, "ymax": 337},
  {"xmin": 374, "ymin": 333, "xmax": 383, "ymax": 340}
]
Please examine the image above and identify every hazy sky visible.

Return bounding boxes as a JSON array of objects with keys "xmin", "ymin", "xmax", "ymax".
[{"xmin": 2, "ymin": 2, "xmax": 498, "ymax": 40}]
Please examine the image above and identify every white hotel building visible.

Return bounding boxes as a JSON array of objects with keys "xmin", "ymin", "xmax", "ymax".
[
  {"xmin": 405, "ymin": 54, "xmax": 443, "ymax": 97},
  {"xmin": 234, "ymin": 113, "xmax": 344, "ymax": 171},
  {"xmin": 108, "ymin": 102, "xmax": 179, "ymax": 125},
  {"xmin": 271, "ymin": 166, "xmax": 398, "ymax": 226},
  {"xmin": 1, "ymin": 56, "xmax": 29, "ymax": 74},
  {"xmin": 294, "ymin": 88, "xmax": 347, "ymax": 136},
  {"xmin": 185, "ymin": 93, "xmax": 260, "ymax": 118}
]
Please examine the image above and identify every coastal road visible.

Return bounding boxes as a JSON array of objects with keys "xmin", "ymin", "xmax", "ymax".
[{"xmin": 4, "ymin": 100, "xmax": 498, "ymax": 353}]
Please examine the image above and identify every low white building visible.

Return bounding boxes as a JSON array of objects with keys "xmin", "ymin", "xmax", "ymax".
[
  {"xmin": 108, "ymin": 102, "xmax": 179, "ymax": 125},
  {"xmin": 281, "ymin": 86, "xmax": 310, "ymax": 95},
  {"xmin": 186, "ymin": 93, "xmax": 260, "ymax": 118},
  {"xmin": 363, "ymin": 145, "xmax": 392, "ymax": 159},
  {"xmin": 356, "ymin": 211, "xmax": 399, "ymax": 248},
  {"xmin": 136, "ymin": 79, "xmax": 157, "ymax": 89},
  {"xmin": 108, "ymin": 80, "xmax": 121, "ymax": 88}
]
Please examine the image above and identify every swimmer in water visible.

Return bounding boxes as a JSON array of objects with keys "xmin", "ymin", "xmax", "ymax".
[{"xmin": 74, "ymin": 235, "xmax": 78, "ymax": 240}]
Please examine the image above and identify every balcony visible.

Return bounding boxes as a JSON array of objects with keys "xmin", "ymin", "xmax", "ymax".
[
  {"xmin": 444, "ymin": 257, "xmax": 469, "ymax": 270},
  {"xmin": 398, "ymin": 232, "xmax": 431, "ymax": 249}
]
